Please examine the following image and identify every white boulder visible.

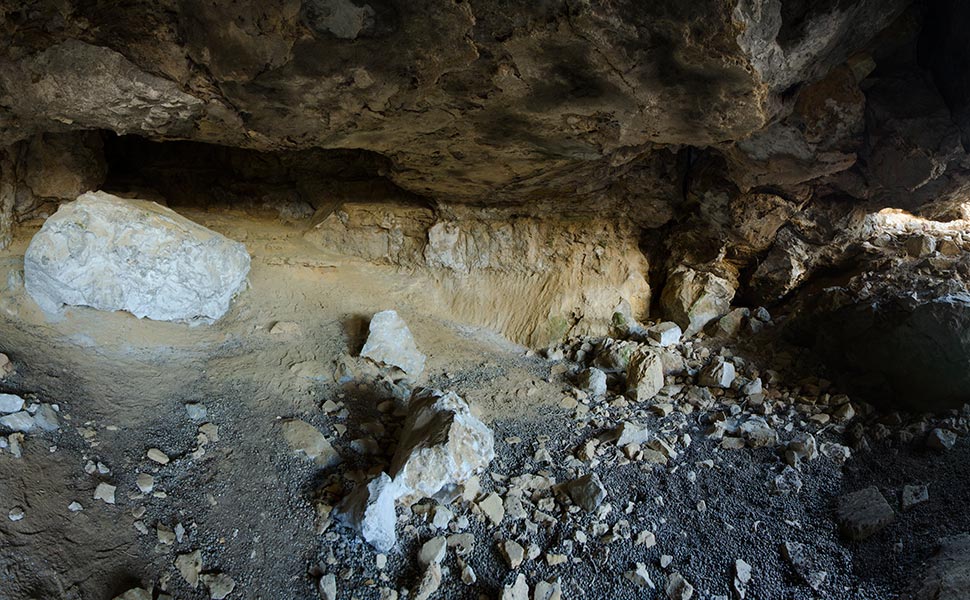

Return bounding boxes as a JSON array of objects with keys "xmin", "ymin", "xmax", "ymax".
[
  {"xmin": 360, "ymin": 310, "xmax": 426, "ymax": 379},
  {"xmin": 390, "ymin": 389, "xmax": 495, "ymax": 504},
  {"xmin": 24, "ymin": 191, "xmax": 250, "ymax": 322},
  {"xmin": 626, "ymin": 348, "xmax": 665, "ymax": 402},
  {"xmin": 333, "ymin": 472, "xmax": 403, "ymax": 553}
]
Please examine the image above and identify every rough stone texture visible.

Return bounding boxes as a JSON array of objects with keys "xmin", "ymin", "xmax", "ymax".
[
  {"xmin": 660, "ymin": 267, "xmax": 736, "ymax": 337},
  {"xmin": 281, "ymin": 419, "xmax": 340, "ymax": 467},
  {"xmin": 389, "ymin": 388, "xmax": 495, "ymax": 505},
  {"xmin": 905, "ymin": 534, "xmax": 970, "ymax": 600},
  {"xmin": 333, "ymin": 472, "xmax": 402, "ymax": 553},
  {"xmin": 626, "ymin": 348, "xmax": 665, "ymax": 403},
  {"xmin": 837, "ymin": 486, "xmax": 895, "ymax": 541},
  {"xmin": 360, "ymin": 310, "xmax": 426, "ymax": 379},
  {"xmin": 24, "ymin": 191, "xmax": 251, "ymax": 322}
]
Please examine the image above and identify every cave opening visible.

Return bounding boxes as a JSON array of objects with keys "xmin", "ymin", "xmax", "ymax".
[{"xmin": 1, "ymin": 2, "xmax": 970, "ymax": 600}]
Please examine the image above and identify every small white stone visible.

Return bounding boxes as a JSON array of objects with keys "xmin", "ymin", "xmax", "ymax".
[
  {"xmin": 0, "ymin": 393, "xmax": 24, "ymax": 414},
  {"xmin": 94, "ymin": 482, "xmax": 117, "ymax": 504},
  {"xmin": 418, "ymin": 536, "xmax": 447, "ymax": 568},
  {"xmin": 147, "ymin": 448, "xmax": 170, "ymax": 464},
  {"xmin": 68, "ymin": 501, "xmax": 83, "ymax": 512},
  {"xmin": 8, "ymin": 506, "xmax": 24, "ymax": 521}
]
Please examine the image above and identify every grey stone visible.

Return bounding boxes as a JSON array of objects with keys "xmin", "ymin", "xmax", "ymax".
[
  {"xmin": 33, "ymin": 404, "xmax": 59, "ymax": 432},
  {"xmin": 837, "ymin": 486, "xmax": 895, "ymax": 540},
  {"xmin": 565, "ymin": 473, "xmax": 607, "ymax": 512},
  {"xmin": 660, "ymin": 267, "xmax": 736, "ymax": 337},
  {"xmin": 665, "ymin": 572, "xmax": 694, "ymax": 600},
  {"xmin": 24, "ymin": 191, "xmax": 250, "ymax": 322},
  {"xmin": 0, "ymin": 393, "xmax": 23, "ymax": 414},
  {"xmin": 627, "ymin": 348, "xmax": 665, "ymax": 402},
  {"xmin": 418, "ymin": 536, "xmax": 447, "ymax": 568},
  {"xmin": 698, "ymin": 357, "xmax": 736, "ymax": 388},
  {"xmin": 905, "ymin": 533, "xmax": 970, "ymax": 600},
  {"xmin": 928, "ymin": 428, "xmax": 958, "ymax": 451},
  {"xmin": 902, "ymin": 484, "xmax": 929, "ymax": 511},
  {"xmin": 578, "ymin": 368, "xmax": 607, "ymax": 397},
  {"xmin": 648, "ymin": 322, "xmax": 682, "ymax": 347},
  {"xmin": 781, "ymin": 541, "xmax": 826, "ymax": 591},
  {"xmin": 0, "ymin": 411, "xmax": 34, "ymax": 432},
  {"xmin": 281, "ymin": 419, "xmax": 340, "ymax": 467}
]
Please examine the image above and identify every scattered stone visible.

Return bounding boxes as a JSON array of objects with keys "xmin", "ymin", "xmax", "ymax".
[
  {"xmin": 270, "ymin": 321, "xmax": 301, "ymax": 336},
  {"xmin": 334, "ymin": 472, "xmax": 402, "ymax": 552},
  {"xmin": 666, "ymin": 572, "xmax": 695, "ymax": 600},
  {"xmin": 927, "ymin": 428, "xmax": 957, "ymax": 451},
  {"xmin": 500, "ymin": 539, "xmax": 525, "ymax": 569},
  {"xmin": 461, "ymin": 563, "xmax": 477, "ymax": 585},
  {"xmin": 565, "ymin": 473, "xmax": 607, "ymax": 512},
  {"xmin": 413, "ymin": 562, "xmax": 442, "ymax": 600},
  {"xmin": 281, "ymin": 419, "xmax": 340, "ymax": 467},
  {"xmin": 578, "ymin": 368, "xmax": 608, "ymax": 397},
  {"xmin": 627, "ymin": 348, "xmax": 665, "ymax": 402},
  {"xmin": 837, "ymin": 486, "xmax": 895, "ymax": 540},
  {"xmin": 112, "ymin": 589, "xmax": 152, "ymax": 600},
  {"xmin": 94, "ymin": 482, "xmax": 117, "ymax": 504},
  {"xmin": 500, "ymin": 573, "xmax": 529, "ymax": 600},
  {"xmin": 32, "ymin": 404, "xmax": 60, "ymax": 431},
  {"xmin": 616, "ymin": 421, "xmax": 651, "ymax": 446},
  {"xmin": 905, "ymin": 234, "xmax": 936, "ymax": 257},
  {"xmin": 904, "ymin": 533, "xmax": 970, "ymax": 599},
  {"xmin": 136, "ymin": 473, "xmax": 155, "ymax": 494},
  {"xmin": 0, "ymin": 393, "xmax": 24, "ymax": 414},
  {"xmin": 533, "ymin": 579, "xmax": 563, "ymax": 600},
  {"xmin": 478, "ymin": 492, "xmax": 505, "ymax": 526},
  {"xmin": 24, "ymin": 191, "xmax": 251, "ymax": 322},
  {"xmin": 785, "ymin": 433, "xmax": 818, "ymax": 468},
  {"xmin": 625, "ymin": 563, "xmax": 655, "ymax": 588},
  {"xmin": 781, "ymin": 541, "xmax": 826, "ymax": 590},
  {"xmin": 648, "ymin": 322, "xmax": 682, "ymax": 347},
  {"xmin": 390, "ymin": 389, "xmax": 495, "ymax": 505},
  {"xmin": 773, "ymin": 466, "xmax": 803, "ymax": 495},
  {"xmin": 902, "ymin": 484, "xmax": 929, "ymax": 511},
  {"xmin": 68, "ymin": 501, "xmax": 83, "ymax": 512},
  {"xmin": 185, "ymin": 403, "xmax": 207, "ymax": 421},
  {"xmin": 0, "ymin": 411, "xmax": 35, "ymax": 432},
  {"xmin": 8, "ymin": 506, "xmax": 24, "ymax": 521},
  {"xmin": 201, "ymin": 572, "xmax": 236, "ymax": 600},
  {"xmin": 175, "ymin": 550, "xmax": 203, "ymax": 588},
  {"xmin": 360, "ymin": 309, "xmax": 426, "ymax": 379},
  {"xmin": 636, "ymin": 530, "xmax": 657, "ymax": 547},
  {"xmin": 698, "ymin": 357, "xmax": 736, "ymax": 388},
  {"xmin": 733, "ymin": 559, "xmax": 752, "ymax": 599},
  {"xmin": 318, "ymin": 573, "xmax": 337, "ymax": 600},
  {"xmin": 660, "ymin": 555, "xmax": 673, "ymax": 569},
  {"xmin": 418, "ymin": 536, "xmax": 447, "ymax": 568},
  {"xmin": 147, "ymin": 448, "xmax": 170, "ymax": 465}
]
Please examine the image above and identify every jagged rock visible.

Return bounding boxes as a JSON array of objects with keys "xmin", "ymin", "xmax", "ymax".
[
  {"xmin": 578, "ymin": 368, "xmax": 608, "ymax": 397},
  {"xmin": 499, "ymin": 539, "xmax": 525, "ymax": 569},
  {"xmin": 837, "ymin": 486, "xmax": 895, "ymax": 541},
  {"xmin": 927, "ymin": 428, "xmax": 958, "ymax": 451},
  {"xmin": 648, "ymin": 322, "xmax": 682, "ymax": 347},
  {"xmin": 625, "ymin": 563, "xmax": 655, "ymax": 588},
  {"xmin": 902, "ymin": 484, "xmax": 929, "ymax": 511},
  {"xmin": 418, "ymin": 536, "xmax": 447, "ymax": 568},
  {"xmin": 616, "ymin": 422, "xmax": 651, "ymax": 447},
  {"xmin": 565, "ymin": 473, "xmax": 607, "ymax": 513},
  {"xmin": 0, "ymin": 411, "xmax": 34, "ymax": 432},
  {"xmin": 627, "ymin": 349, "xmax": 665, "ymax": 402},
  {"xmin": 534, "ymin": 579, "xmax": 563, "ymax": 600},
  {"xmin": 781, "ymin": 541, "xmax": 827, "ymax": 591},
  {"xmin": 500, "ymin": 574, "xmax": 529, "ymax": 600},
  {"xmin": 318, "ymin": 574, "xmax": 337, "ymax": 600},
  {"xmin": 360, "ymin": 310, "xmax": 426, "ymax": 379},
  {"xmin": 698, "ymin": 357, "xmax": 736, "ymax": 388},
  {"xmin": 661, "ymin": 267, "xmax": 736, "ymax": 337},
  {"xmin": 201, "ymin": 573, "xmax": 235, "ymax": 600},
  {"xmin": 785, "ymin": 433, "xmax": 818, "ymax": 468},
  {"xmin": 24, "ymin": 191, "xmax": 250, "ymax": 322},
  {"xmin": 334, "ymin": 472, "xmax": 403, "ymax": 553},
  {"xmin": 413, "ymin": 563, "xmax": 442, "ymax": 600},
  {"xmin": 389, "ymin": 389, "xmax": 494, "ymax": 505},
  {"xmin": 281, "ymin": 419, "xmax": 340, "ymax": 467},
  {"xmin": 666, "ymin": 572, "xmax": 694, "ymax": 600},
  {"xmin": 175, "ymin": 550, "xmax": 202, "ymax": 588}
]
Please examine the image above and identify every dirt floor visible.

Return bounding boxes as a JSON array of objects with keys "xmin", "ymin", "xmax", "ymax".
[{"xmin": 0, "ymin": 208, "xmax": 966, "ymax": 600}]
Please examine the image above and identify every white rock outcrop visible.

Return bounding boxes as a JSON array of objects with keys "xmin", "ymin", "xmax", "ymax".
[
  {"xmin": 360, "ymin": 310, "xmax": 426, "ymax": 379},
  {"xmin": 24, "ymin": 191, "xmax": 250, "ymax": 322},
  {"xmin": 389, "ymin": 388, "xmax": 495, "ymax": 504}
]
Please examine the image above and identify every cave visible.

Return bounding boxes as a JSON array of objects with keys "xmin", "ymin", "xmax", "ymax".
[{"xmin": 1, "ymin": 1, "xmax": 970, "ymax": 599}]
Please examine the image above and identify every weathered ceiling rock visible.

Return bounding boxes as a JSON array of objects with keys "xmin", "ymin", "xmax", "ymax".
[{"xmin": 0, "ymin": 0, "xmax": 911, "ymax": 206}]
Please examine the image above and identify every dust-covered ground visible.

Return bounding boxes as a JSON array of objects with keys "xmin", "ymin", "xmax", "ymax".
[{"xmin": 0, "ymin": 209, "xmax": 967, "ymax": 600}]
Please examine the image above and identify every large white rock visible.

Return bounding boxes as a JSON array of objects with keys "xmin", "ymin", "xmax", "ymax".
[
  {"xmin": 24, "ymin": 191, "xmax": 250, "ymax": 322},
  {"xmin": 390, "ymin": 388, "xmax": 495, "ymax": 505},
  {"xmin": 360, "ymin": 310, "xmax": 426, "ymax": 379}
]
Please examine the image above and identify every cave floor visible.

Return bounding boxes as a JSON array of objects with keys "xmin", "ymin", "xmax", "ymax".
[{"xmin": 0, "ymin": 209, "xmax": 965, "ymax": 600}]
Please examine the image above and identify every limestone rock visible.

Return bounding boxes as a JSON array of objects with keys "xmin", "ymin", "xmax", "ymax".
[
  {"xmin": 281, "ymin": 419, "xmax": 340, "ymax": 467},
  {"xmin": 334, "ymin": 472, "xmax": 403, "ymax": 552},
  {"xmin": 627, "ymin": 349, "xmax": 665, "ymax": 402},
  {"xmin": 0, "ymin": 411, "xmax": 34, "ymax": 433},
  {"xmin": 360, "ymin": 310, "xmax": 426, "ymax": 379},
  {"xmin": 500, "ymin": 574, "xmax": 529, "ymax": 600},
  {"xmin": 665, "ymin": 572, "xmax": 694, "ymax": 600},
  {"xmin": 499, "ymin": 539, "xmax": 525, "ymax": 569},
  {"xmin": 837, "ymin": 486, "xmax": 895, "ymax": 541},
  {"xmin": 578, "ymin": 368, "xmax": 608, "ymax": 397},
  {"xmin": 660, "ymin": 267, "xmax": 735, "ymax": 337},
  {"xmin": 648, "ymin": 322, "xmax": 682, "ymax": 347},
  {"xmin": 905, "ymin": 534, "xmax": 970, "ymax": 600},
  {"xmin": 698, "ymin": 357, "xmax": 736, "ymax": 388},
  {"xmin": 201, "ymin": 573, "xmax": 235, "ymax": 600},
  {"xmin": 175, "ymin": 550, "xmax": 203, "ymax": 588},
  {"xmin": 24, "ymin": 191, "xmax": 250, "ymax": 322},
  {"xmin": 389, "ymin": 389, "xmax": 494, "ymax": 505}
]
